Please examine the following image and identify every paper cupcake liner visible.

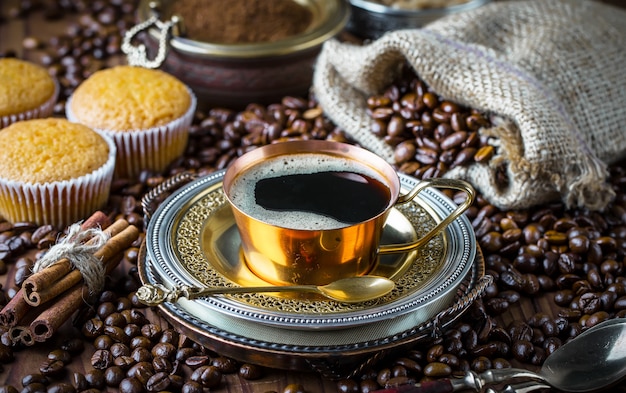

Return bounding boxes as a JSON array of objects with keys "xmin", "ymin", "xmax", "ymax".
[
  {"xmin": 66, "ymin": 88, "xmax": 197, "ymax": 180},
  {"xmin": 0, "ymin": 131, "xmax": 116, "ymax": 229},
  {"xmin": 1, "ymin": 78, "xmax": 59, "ymax": 129}
]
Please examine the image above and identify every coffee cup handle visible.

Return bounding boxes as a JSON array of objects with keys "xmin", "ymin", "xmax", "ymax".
[{"xmin": 378, "ymin": 178, "xmax": 475, "ymax": 255}]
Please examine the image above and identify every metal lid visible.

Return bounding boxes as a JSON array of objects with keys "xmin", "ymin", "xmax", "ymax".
[{"xmin": 132, "ymin": 0, "xmax": 350, "ymax": 60}]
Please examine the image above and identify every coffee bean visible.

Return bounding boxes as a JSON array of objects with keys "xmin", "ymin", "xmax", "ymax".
[
  {"xmin": 130, "ymin": 336, "xmax": 152, "ymax": 350},
  {"xmin": 13, "ymin": 257, "xmax": 33, "ymax": 287},
  {"xmin": 211, "ymin": 356, "xmax": 238, "ymax": 374},
  {"xmin": 60, "ymin": 338, "xmax": 85, "ymax": 355},
  {"xmin": 91, "ymin": 350, "xmax": 113, "ymax": 370},
  {"xmin": 151, "ymin": 342, "xmax": 176, "ymax": 360},
  {"xmin": 39, "ymin": 359, "xmax": 66, "ymax": 378},
  {"xmin": 104, "ymin": 326, "xmax": 129, "ymax": 344},
  {"xmin": 46, "ymin": 382, "xmax": 75, "ymax": 393},
  {"xmin": 174, "ymin": 381, "xmax": 201, "ymax": 393},
  {"xmin": 123, "ymin": 324, "xmax": 141, "ymax": 339},
  {"xmin": 393, "ymin": 358, "xmax": 421, "ymax": 374},
  {"xmin": 426, "ymin": 344, "xmax": 444, "ymax": 362},
  {"xmin": 93, "ymin": 334, "xmax": 113, "ymax": 350},
  {"xmin": 151, "ymin": 356, "xmax": 172, "ymax": 374},
  {"xmin": 578, "ymin": 292, "xmax": 602, "ymax": 314},
  {"xmin": 21, "ymin": 373, "xmax": 48, "ymax": 387},
  {"xmin": 71, "ymin": 372, "xmax": 88, "ymax": 392},
  {"xmin": 140, "ymin": 324, "xmax": 162, "ymax": 342},
  {"xmin": 104, "ymin": 312, "xmax": 126, "ymax": 327},
  {"xmin": 511, "ymin": 340, "xmax": 534, "ymax": 362},
  {"xmin": 110, "ymin": 343, "xmax": 130, "ymax": 358},
  {"xmin": 131, "ymin": 347, "xmax": 152, "ymax": 363},
  {"xmin": 114, "ymin": 355, "xmax": 136, "ymax": 370},
  {"xmin": 145, "ymin": 371, "xmax": 170, "ymax": 392},
  {"xmin": 185, "ymin": 355, "xmax": 209, "ymax": 368},
  {"xmin": 20, "ymin": 383, "xmax": 46, "ymax": 393},
  {"xmin": 190, "ymin": 365, "xmax": 222, "ymax": 388},
  {"xmin": 238, "ymin": 363, "xmax": 264, "ymax": 380},
  {"xmin": 423, "ymin": 362, "xmax": 451, "ymax": 377},
  {"xmin": 47, "ymin": 350, "xmax": 72, "ymax": 365},
  {"xmin": 584, "ymin": 311, "xmax": 610, "ymax": 328},
  {"xmin": 82, "ymin": 318, "xmax": 104, "ymax": 338},
  {"xmin": 159, "ymin": 328, "xmax": 179, "ymax": 344},
  {"xmin": 470, "ymin": 356, "xmax": 491, "ymax": 373},
  {"xmin": 336, "ymin": 379, "xmax": 359, "ymax": 393},
  {"xmin": 437, "ymin": 353, "xmax": 460, "ymax": 369},
  {"xmin": 83, "ymin": 369, "xmax": 105, "ymax": 390},
  {"xmin": 119, "ymin": 377, "xmax": 143, "ymax": 393},
  {"xmin": 126, "ymin": 362, "xmax": 154, "ymax": 385},
  {"xmin": 104, "ymin": 366, "xmax": 125, "ymax": 387}
]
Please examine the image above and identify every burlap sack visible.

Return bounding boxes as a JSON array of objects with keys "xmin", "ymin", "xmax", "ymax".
[{"xmin": 313, "ymin": 0, "xmax": 626, "ymax": 211}]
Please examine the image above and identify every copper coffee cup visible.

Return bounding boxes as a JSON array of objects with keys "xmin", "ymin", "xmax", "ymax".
[{"xmin": 222, "ymin": 140, "xmax": 474, "ymax": 286}]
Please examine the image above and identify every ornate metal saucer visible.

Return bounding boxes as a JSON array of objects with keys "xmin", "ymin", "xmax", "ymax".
[
  {"xmin": 139, "ymin": 170, "xmax": 491, "ymax": 378},
  {"xmin": 144, "ymin": 170, "xmax": 474, "ymax": 327}
]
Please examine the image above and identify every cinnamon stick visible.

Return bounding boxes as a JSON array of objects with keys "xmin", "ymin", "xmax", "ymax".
[
  {"xmin": 0, "ymin": 288, "xmax": 30, "ymax": 327},
  {"xmin": 8, "ymin": 325, "xmax": 35, "ymax": 346},
  {"xmin": 29, "ymin": 245, "xmax": 128, "ymax": 342},
  {"xmin": 80, "ymin": 211, "xmax": 111, "ymax": 231},
  {"xmin": 23, "ymin": 218, "xmax": 129, "ymax": 307},
  {"xmin": 29, "ymin": 283, "xmax": 84, "ymax": 343}
]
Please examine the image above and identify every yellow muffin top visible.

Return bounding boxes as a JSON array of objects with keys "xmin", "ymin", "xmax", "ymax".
[
  {"xmin": 0, "ymin": 118, "xmax": 110, "ymax": 184},
  {"xmin": 69, "ymin": 65, "xmax": 191, "ymax": 131},
  {"xmin": 0, "ymin": 58, "xmax": 56, "ymax": 118}
]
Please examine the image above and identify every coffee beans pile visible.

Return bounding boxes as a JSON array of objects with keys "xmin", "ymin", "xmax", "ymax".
[
  {"xmin": 0, "ymin": 286, "xmax": 268, "ymax": 393},
  {"xmin": 364, "ymin": 64, "xmax": 499, "ymax": 182},
  {"xmin": 1, "ymin": 1, "xmax": 626, "ymax": 393}
]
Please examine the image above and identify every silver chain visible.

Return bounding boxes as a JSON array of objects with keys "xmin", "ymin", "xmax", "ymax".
[{"xmin": 121, "ymin": 14, "xmax": 178, "ymax": 68}]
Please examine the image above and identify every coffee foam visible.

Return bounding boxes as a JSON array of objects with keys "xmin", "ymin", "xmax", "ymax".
[{"xmin": 228, "ymin": 153, "xmax": 388, "ymax": 230}]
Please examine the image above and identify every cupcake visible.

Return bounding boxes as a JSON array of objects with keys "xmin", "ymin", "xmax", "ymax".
[
  {"xmin": 0, "ymin": 118, "xmax": 116, "ymax": 228},
  {"xmin": 66, "ymin": 65, "xmax": 196, "ymax": 180},
  {"xmin": 0, "ymin": 58, "xmax": 59, "ymax": 128}
]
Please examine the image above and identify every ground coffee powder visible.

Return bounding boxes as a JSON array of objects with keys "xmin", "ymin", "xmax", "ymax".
[{"xmin": 169, "ymin": 0, "xmax": 313, "ymax": 44}]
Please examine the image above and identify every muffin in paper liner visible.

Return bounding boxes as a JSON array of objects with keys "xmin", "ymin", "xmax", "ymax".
[
  {"xmin": 66, "ymin": 91, "xmax": 196, "ymax": 180},
  {"xmin": 0, "ymin": 71, "xmax": 59, "ymax": 129},
  {"xmin": 65, "ymin": 65, "xmax": 197, "ymax": 180},
  {"xmin": 0, "ymin": 120, "xmax": 116, "ymax": 229}
]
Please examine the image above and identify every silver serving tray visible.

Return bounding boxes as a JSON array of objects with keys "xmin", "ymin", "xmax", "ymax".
[{"xmin": 138, "ymin": 237, "xmax": 487, "ymax": 378}]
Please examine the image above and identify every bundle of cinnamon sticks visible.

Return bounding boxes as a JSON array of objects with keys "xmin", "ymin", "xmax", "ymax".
[{"xmin": 0, "ymin": 211, "xmax": 140, "ymax": 346}]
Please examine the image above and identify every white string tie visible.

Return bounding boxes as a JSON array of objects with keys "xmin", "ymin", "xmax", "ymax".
[{"xmin": 32, "ymin": 223, "xmax": 110, "ymax": 295}]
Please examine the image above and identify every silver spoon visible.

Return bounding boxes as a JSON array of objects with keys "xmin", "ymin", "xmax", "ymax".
[
  {"xmin": 485, "ymin": 318, "xmax": 626, "ymax": 393},
  {"xmin": 136, "ymin": 275, "xmax": 395, "ymax": 306},
  {"xmin": 372, "ymin": 318, "xmax": 626, "ymax": 393}
]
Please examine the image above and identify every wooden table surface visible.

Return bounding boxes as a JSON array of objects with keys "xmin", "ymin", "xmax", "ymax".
[{"xmin": 0, "ymin": 1, "xmax": 625, "ymax": 393}]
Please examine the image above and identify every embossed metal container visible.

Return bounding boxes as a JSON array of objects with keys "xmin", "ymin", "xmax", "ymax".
[
  {"xmin": 346, "ymin": 0, "xmax": 491, "ymax": 39},
  {"xmin": 127, "ymin": 0, "xmax": 349, "ymax": 109}
]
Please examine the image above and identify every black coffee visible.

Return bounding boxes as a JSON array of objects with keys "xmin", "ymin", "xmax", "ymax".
[
  {"xmin": 227, "ymin": 153, "xmax": 392, "ymax": 230},
  {"xmin": 255, "ymin": 171, "xmax": 391, "ymax": 225}
]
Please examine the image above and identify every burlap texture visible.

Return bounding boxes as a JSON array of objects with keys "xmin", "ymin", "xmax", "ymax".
[{"xmin": 313, "ymin": 0, "xmax": 626, "ymax": 211}]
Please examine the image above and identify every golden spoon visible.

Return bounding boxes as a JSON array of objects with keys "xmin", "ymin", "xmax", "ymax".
[{"xmin": 136, "ymin": 275, "xmax": 395, "ymax": 306}]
